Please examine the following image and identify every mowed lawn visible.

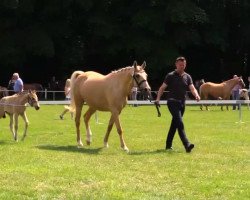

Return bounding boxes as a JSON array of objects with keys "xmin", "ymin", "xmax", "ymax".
[{"xmin": 0, "ymin": 104, "xmax": 249, "ymax": 200}]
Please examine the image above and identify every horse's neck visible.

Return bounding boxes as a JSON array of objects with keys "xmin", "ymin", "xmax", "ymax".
[
  {"xmin": 114, "ymin": 68, "xmax": 134, "ymax": 94},
  {"xmin": 17, "ymin": 94, "xmax": 29, "ymax": 104},
  {"xmin": 225, "ymin": 79, "xmax": 239, "ymax": 90}
]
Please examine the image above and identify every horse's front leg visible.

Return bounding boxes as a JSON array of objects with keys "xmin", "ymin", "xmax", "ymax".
[
  {"xmin": 114, "ymin": 114, "xmax": 129, "ymax": 152},
  {"xmin": 14, "ymin": 114, "xmax": 19, "ymax": 141},
  {"xmin": 9, "ymin": 114, "xmax": 16, "ymax": 141},
  {"xmin": 75, "ymin": 104, "xmax": 83, "ymax": 147},
  {"xmin": 20, "ymin": 112, "xmax": 29, "ymax": 141},
  {"xmin": 84, "ymin": 108, "xmax": 95, "ymax": 145},
  {"xmin": 221, "ymin": 105, "xmax": 224, "ymax": 111},
  {"xmin": 103, "ymin": 114, "xmax": 115, "ymax": 148}
]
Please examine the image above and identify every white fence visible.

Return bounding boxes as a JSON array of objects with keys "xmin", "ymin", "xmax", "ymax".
[{"xmin": 39, "ymin": 99, "xmax": 250, "ymax": 122}]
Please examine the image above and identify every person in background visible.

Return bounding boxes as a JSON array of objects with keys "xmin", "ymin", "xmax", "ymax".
[
  {"xmin": 7, "ymin": 74, "xmax": 16, "ymax": 95},
  {"xmin": 60, "ymin": 79, "xmax": 73, "ymax": 119},
  {"xmin": 155, "ymin": 56, "xmax": 200, "ymax": 153},
  {"xmin": 13, "ymin": 73, "xmax": 23, "ymax": 93},
  {"xmin": 248, "ymin": 76, "xmax": 250, "ymax": 97},
  {"xmin": 130, "ymin": 86, "xmax": 138, "ymax": 107},
  {"xmin": 231, "ymin": 75, "xmax": 245, "ymax": 110}
]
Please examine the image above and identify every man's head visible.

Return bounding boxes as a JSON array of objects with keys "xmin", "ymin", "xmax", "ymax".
[
  {"xmin": 13, "ymin": 73, "xmax": 19, "ymax": 79},
  {"xmin": 175, "ymin": 56, "xmax": 186, "ymax": 74}
]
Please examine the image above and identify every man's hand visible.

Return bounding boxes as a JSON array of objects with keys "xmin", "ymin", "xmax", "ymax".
[
  {"xmin": 195, "ymin": 95, "xmax": 200, "ymax": 102},
  {"xmin": 154, "ymin": 100, "xmax": 160, "ymax": 107}
]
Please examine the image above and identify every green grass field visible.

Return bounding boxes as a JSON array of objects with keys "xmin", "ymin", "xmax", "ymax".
[{"xmin": 0, "ymin": 104, "xmax": 249, "ymax": 200}]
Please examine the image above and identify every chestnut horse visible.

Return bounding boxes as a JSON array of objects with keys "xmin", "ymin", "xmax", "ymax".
[
  {"xmin": 69, "ymin": 61, "xmax": 151, "ymax": 152},
  {"xmin": 0, "ymin": 90, "xmax": 40, "ymax": 141},
  {"xmin": 24, "ymin": 83, "xmax": 44, "ymax": 98},
  {"xmin": 200, "ymin": 77, "xmax": 245, "ymax": 110}
]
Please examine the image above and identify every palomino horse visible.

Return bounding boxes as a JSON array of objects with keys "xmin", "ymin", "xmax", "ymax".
[
  {"xmin": 200, "ymin": 77, "xmax": 245, "ymax": 110},
  {"xmin": 69, "ymin": 61, "xmax": 151, "ymax": 152},
  {"xmin": 239, "ymin": 89, "xmax": 250, "ymax": 109},
  {"xmin": 0, "ymin": 90, "xmax": 40, "ymax": 141}
]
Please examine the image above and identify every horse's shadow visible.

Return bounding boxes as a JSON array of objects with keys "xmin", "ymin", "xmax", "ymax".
[{"xmin": 36, "ymin": 144, "xmax": 103, "ymax": 154}]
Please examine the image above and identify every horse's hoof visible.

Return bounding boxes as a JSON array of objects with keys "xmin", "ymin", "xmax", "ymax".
[
  {"xmin": 123, "ymin": 146, "xmax": 129, "ymax": 153},
  {"xmin": 104, "ymin": 142, "xmax": 109, "ymax": 148},
  {"xmin": 77, "ymin": 141, "xmax": 83, "ymax": 147},
  {"xmin": 86, "ymin": 140, "xmax": 91, "ymax": 145}
]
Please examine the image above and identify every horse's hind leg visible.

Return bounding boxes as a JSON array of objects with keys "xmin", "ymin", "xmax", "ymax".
[
  {"xmin": 20, "ymin": 112, "xmax": 29, "ymax": 141},
  {"xmin": 75, "ymin": 103, "xmax": 84, "ymax": 147},
  {"xmin": 84, "ymin": 108, "xmax": 95, "ymax": 145},
  {"xmin": 104, "ymin": 114, "xmax": 116, "ymax": 148}
]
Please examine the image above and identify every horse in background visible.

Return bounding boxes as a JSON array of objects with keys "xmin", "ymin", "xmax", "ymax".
[
  {"xmin": 199, "ymin": 77, "xmax": 245, "ymax": 110},
  {"xmin": 0, "ymin": 86, "xmax": 8, "ymax": 99},
  {"xmin": 69, "ymin": 61, "xmax": 151, "ymax": 152},
  {"xmin": 24, "ymin": 83, "xmax": 44, "ymax": 98},
  {"xmin": 0, "ymin": 90, "xmax": 40, "ymax": 141},
  {"xmin": 239, "ymin": 88, "xmax": 250, "ymax": 109}
]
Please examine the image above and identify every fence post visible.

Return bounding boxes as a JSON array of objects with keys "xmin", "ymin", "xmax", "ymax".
[{"xmin": 44, "ymin": 89, "xmax": 47, "ymax": 100}]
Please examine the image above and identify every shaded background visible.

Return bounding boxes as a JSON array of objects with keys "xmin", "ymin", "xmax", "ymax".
[{"xmin": 1, "ymin": 0, "xmax": 250, "ymax": 90}]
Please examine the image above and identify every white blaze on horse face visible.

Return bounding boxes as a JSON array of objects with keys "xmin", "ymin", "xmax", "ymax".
[{"xmin": 141, "ymin": 72, "xmax": 151, "ymax": 91}]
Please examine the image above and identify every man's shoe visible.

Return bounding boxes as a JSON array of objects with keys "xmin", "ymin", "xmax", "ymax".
[
  {"xmin": 166, "ymin": 146, "xmax": 173, "ymax": 150},
  {"xmin": 185, "ymin": 144, "xmax": 194, "ymax": 153}
]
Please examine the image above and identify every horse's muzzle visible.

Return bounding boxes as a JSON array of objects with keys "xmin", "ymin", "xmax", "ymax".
[
  {"xmin": 143, "ymin": 88, "xmax": 152, "ymax": 100},
  {"xmin": 35, "ymin": 106, "xmax": 40, "ymax": 110}
]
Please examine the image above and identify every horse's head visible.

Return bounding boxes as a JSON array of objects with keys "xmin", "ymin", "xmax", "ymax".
[
  {"xmin": 240, "ymin": 89, "xmax": 249, "ymax": 100},
  {"xmin": 28, "ymin": 90, "xmax": 40, "ymax": 110},
  {"xmin": 132, "ymin": 61, "xmax": 152, "ymax": 100}
]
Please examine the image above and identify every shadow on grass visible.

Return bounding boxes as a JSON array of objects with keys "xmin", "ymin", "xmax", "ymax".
[
  {"xmin": 0, "ymin": 140, "xmax": 17, "ymax": 145},
  {"xmin": 129, "ymin": 149, "xmax": 182, "ymax": 155},
  {"xmin": 0, "ymin": 140, "xmax": 9, "ymax": 145},
  {"xmin": 36, "ymin": 144, "xmax": 103, "ymax": 154}
]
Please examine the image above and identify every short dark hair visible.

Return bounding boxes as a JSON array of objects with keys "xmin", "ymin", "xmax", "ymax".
[{"xmin": 175, "ymin": 56, "xmax": 186, "ymax": 62}]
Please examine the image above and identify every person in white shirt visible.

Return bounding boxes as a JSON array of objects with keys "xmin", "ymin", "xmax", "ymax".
[{"xmin": 60, "ymin": 79, "xmax": 73, "ymax": 119}]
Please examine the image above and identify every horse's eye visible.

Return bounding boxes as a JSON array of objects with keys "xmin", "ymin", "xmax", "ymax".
[{"xmin": 135, "ymin": 74, "xmax": 140, "ymax": 79}]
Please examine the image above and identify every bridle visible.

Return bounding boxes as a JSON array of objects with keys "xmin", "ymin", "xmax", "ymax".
[
  {"xmin": 133, "ymin": 73, "xmax": 147, "ymax": 89},
  {"xmin": 28, "ymin": 95, "xmax": 37, "ymax": 107}
]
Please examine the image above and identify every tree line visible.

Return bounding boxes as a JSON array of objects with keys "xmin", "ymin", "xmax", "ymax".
[{"xmin": 1, "ymin": 0, "xmax": 250, "ymax": 88}]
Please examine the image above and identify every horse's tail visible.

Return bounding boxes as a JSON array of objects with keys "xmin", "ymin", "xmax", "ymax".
[
  {"xmin": 69, "ymin": 70, "xmax": 84, "ymax": 113},
  {"xmin": 199, "ymin": 84, "xmax": 205, "ymax": 100}
]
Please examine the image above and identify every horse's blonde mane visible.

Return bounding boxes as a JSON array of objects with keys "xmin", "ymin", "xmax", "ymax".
[
  {"xmin": 111, "ymin": 66, "xmax": 133, "ymax": 74},
  {"xmin": 110, "ymin": 65, "xmax": 145, "ymax": 75}
]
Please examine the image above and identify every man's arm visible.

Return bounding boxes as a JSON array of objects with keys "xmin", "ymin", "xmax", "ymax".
[
  {"xmin": 155, "ymin": 83, "xmax": 167, "ymax": 103},
  {"xmin": 189, "ymin": 84, "xmax": 200, "ymax": 101}
]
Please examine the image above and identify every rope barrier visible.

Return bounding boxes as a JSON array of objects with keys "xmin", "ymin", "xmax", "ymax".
[{"xmin": 38, "ymin": 100, "xmax": 250, "ymax": 105}]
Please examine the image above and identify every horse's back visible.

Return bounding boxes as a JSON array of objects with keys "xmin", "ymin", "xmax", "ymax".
[
  {"xmin": 24, "ymin": 83, "xmax": 43, "ymax": 91},
  {"xmin": 75, "ymin": 72, "xmax": 111, "ymax": 109},
  {"xmin": 200, "ymin": 82, "xmax": 226, "ymax": 99},
  {"xmin": 0, "ymin": 95, "xmax": 26, "ymax": 114}
]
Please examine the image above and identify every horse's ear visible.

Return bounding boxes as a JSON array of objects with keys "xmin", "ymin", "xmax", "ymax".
[
  {"xmin": 141, "ymin": 61, "xmax": 146, "ymax": 69},
  {"xmin": 133, "ymin": 61, "xmax": 137, "ymax": 68}
]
